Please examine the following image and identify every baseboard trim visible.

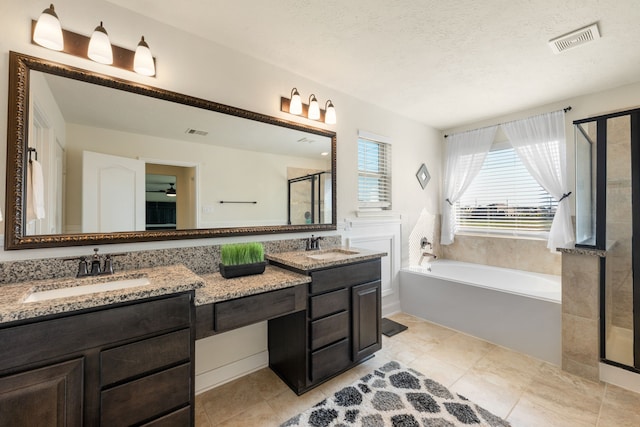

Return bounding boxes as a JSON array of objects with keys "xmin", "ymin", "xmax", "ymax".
[
  {"xmin": 382, "ymin": 300, "xmax": 401, "ymax": 318},
  {"xmin": 600, "ymin": 362, "xmax": 640, "ymax": 394},
  {"xmin": 195, "ymin": 351, "xmax": 268, "ymax": 394}
]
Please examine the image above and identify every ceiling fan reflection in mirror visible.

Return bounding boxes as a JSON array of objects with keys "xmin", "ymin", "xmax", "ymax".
[{"xmin": 145, "ymin": 182, "xmax": 176, "ymax": 197}]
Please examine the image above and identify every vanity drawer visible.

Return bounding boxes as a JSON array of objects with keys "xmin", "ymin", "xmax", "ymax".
[
  {"xmin": 310, "ymin": 259, "xmax": 381, "ymax": 294},
  {"xmin": 310, "ymin": 311, "xmax": 349, "ymax": 351},
  {"xmin": 214, "ymin": 285, "xmax": 305, "ymax": 332},
  {"xmin": 0, "ymin": 294, "xmax": 192, "ymax": 372},
  {"xmin": 101, "ymin": 363, "xmax": 191, "ymax": 426},
  {"xmin": 310, "ymin": 288, "xmax": 349, "ymax": 320},
  {"xmin": 100, "ymin": 329, "xmax": 190, "ymax": 386},
  {"xmin": 310, "ymin": 339, "xmax": 350, "ymax": 382},
  {"xmin": 140, "ymin": 406, "xmax": 191, "ymax": 426}
]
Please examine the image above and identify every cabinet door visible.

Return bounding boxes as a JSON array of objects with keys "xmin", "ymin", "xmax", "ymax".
[
  {"xmin": 0, "ymin": 358, "xmax": 83, "ymax": 427},
  {"xmin": 352, "ymin": 281, "xmax": 382, "ymax": 361}
]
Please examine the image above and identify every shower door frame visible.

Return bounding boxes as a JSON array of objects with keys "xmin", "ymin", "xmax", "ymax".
[{"xmin": 574, "ymin": 107, "xmax": 640, "ymax": 372}]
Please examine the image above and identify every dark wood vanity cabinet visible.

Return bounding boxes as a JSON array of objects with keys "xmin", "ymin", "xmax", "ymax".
[
  {"xmin": 0, "ymin": 293, "xmax": 195, "ymax": 427},
  {"xmin": 268, "ymin": 258, "xmax": 382, "ymax": 394}
]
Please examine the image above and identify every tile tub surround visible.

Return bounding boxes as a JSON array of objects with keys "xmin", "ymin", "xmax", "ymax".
[
  {"xmin": 196, "ymin": 265, "xmax": 310, "ymax": 305},
  {"xmin": 441, "ymin": 234, "xmax": 561, "ymax": 276},
  {"xmin": 0, "ymin": 236, "xmax": 343, "ymax": 285},
  {"xmin": 561, "ymin": 251, "xmax": 601, "ymax": 381},
  {"xmin": 266, "ymin": 247, "xmax": 387, "ymax": 271},
  {"xmin": 0, "ymin": 264, "xmax": 204, "ymax": 324}
]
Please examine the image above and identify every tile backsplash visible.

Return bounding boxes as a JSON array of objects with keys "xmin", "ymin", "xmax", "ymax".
[{"xmin": 0, "ymin": 236, "xmax": 342, "ymax": 285}]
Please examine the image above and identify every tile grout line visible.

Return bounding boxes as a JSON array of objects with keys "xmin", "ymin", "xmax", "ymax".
[{"xmin": 594, "ymin": 383, "xmax": 607, "ymax": 427}]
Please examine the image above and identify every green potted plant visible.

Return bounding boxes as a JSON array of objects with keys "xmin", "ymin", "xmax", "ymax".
[{"xmin": 219, "ymin": 242, "xmax": 266, "ymax": 278}]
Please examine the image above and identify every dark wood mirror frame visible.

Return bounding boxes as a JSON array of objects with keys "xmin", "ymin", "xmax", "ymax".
[{"xmin": 5, "ymin": 51, "xmax": 337, "ymax": 249}]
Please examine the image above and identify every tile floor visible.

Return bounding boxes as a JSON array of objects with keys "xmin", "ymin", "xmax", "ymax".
[{"xmin": 195, "ymin": 312, "xmax": 640, "ymax": 426}]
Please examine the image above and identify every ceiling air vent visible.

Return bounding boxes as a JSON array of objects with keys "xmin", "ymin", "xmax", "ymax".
[
  {"xmin": 549, "ymin": 23, "xmax": 600, "ymax": 54},
  {"xmin": 185, "ymin": 128, "xmax": 208, "ymax": 136}
]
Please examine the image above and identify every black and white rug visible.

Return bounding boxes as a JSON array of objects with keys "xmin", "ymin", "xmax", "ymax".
[{"xmin": 281, "ymin": 361, "xmax": 511, "ymax": 427}]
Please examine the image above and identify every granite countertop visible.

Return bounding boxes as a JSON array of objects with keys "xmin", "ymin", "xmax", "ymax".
[
  {"xmin": 196, "ymin": 264, "xmax": 310, "ymax": 306},
  {"xmin": 0, "ymin": 264, "xmax": 204, "ymax": 325},
  {"xmin": 265, "ymin": 246, "xmax": 387, "ymax": 271},
  {"xmin": 557, "ymin": 247, "xmax": 607, "ymax": 257}
]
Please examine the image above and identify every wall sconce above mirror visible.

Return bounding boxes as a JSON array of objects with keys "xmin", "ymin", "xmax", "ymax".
[
  {"xmin": 32, "ymin": 3, "xmax": 156, "ymax": 76},
  {"xmin": 281, "ymin": 88, "xmax": 336, "ymax": 124}
]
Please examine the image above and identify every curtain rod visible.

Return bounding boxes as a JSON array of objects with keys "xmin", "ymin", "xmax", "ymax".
[{"xmin": 444, "ymin": 106, "xmax": 572, "ymax": 138}]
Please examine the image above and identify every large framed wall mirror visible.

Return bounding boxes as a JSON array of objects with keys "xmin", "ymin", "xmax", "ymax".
[{"xmin": 5, "ymin": 52, "xmax": 337, "ymax": 249}]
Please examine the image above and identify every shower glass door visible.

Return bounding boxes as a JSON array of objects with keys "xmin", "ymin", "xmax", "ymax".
[{"xmin": 575, "ymin": 109, "xmax": 640, "ymax": 371}]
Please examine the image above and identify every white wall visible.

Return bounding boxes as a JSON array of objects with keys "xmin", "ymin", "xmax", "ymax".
[
  {"xmin": 0, "ymin": 0, "xmax": 440, "ymax": 265},
  {"xmin": 0, "ymin": 0, "xmax": 441, "ymax": 392}
]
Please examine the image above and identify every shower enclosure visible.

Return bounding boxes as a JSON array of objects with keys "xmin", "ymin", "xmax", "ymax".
[
  {"xmin": 287, "ymin": 171, "xmax": 332, "ymax": 225},
  {"xmin": 574, "ymin": 108, "xmax": 639, "ymax": 371}
]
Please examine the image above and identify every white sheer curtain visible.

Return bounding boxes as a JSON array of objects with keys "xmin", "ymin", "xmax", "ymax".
[
  {"xmin": 501, "ymin": 110, "xmax": 574, "ymax": 250},
  {"xmin": 440, "ymin": 126, "xmax": 497, "ymax": 245}
]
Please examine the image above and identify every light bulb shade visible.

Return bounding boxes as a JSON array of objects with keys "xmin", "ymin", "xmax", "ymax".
[
  {"xmin": 88, "ymin": 22, "xmax": 113, "ymax": 64},
  {"xmin": 33, "ymin": 4, "xmax": 64, "ymax": 51},
  {"xmin": 289, "ymin": 88, "xmax": 302, "ymax": 115},
  {"xmin": 308, "ymin": 94, "xmax": 320, "ymax": 120},
  {"xmin": 134, "ymin": 36, "xmax": 155, "ymax": 76},
  {"xmin": 165, "ymin": 184, "xmax": 176, "ymax": 197},
  {"xmin": 324, "ymin": 100, "xmax": 336, "ymax": 124}
]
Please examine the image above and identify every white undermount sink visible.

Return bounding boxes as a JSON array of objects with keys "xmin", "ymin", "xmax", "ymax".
[
  {"xmin": 23, "ymin": 277, "xmax": 151, "ymax": 303},
  {"xmin": 305, "ymin": 249, "xmax": 360, "ymax": 261}
]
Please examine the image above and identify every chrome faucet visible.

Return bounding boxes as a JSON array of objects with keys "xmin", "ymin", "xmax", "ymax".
[{"xmin": 304, "ymin": 235, "xmax": 323, "ymax": 251}]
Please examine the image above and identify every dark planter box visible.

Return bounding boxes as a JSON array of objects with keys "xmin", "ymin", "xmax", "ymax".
[{"xmin": 219, "ymin": 261, "xmax": 267, "ymax": 279}]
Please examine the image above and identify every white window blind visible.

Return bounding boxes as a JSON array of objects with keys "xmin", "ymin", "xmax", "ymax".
[
  {"xmin": 358, "ymin": 136, "xmax": 391, "ymax": 209},
  {"xmin": 455, "ymin": 145, "xmax": 557, "ymax": 235}
]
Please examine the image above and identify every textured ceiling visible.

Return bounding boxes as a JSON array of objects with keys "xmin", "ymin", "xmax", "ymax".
[{"xmin": 107, "ymin": 0, "xmax": 640, "ymax": 130}]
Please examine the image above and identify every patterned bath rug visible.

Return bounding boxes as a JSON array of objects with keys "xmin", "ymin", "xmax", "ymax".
[{"xmin": 281, "ymin": 361, "xmax": 510, "ymax": 427}]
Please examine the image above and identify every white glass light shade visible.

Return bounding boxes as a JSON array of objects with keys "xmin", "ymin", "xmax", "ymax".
[
  {"xmin": 324, "ymin": 100, "xmax": 336, "ymax": 124},
  {"xmin": 289, "ymin": 88, "xmax": 302, "ymax": 115},
  {"xmin": 33, "ymin": 4, "xmax": 63, "ymax": 51},
  {"xmin": 88, "ymin": 22, "xmax": 113, "ymax": 64},
  {"xmin": 308, "ymin": 94, "xmax": 320, "ymax": 120},
  {"xmin": 166, "ymin": 184, "xmax": 176, "ymax": 197},
  {"xmin": 134, "ymin": 36, "xmax": 155, "ymax": 76}
]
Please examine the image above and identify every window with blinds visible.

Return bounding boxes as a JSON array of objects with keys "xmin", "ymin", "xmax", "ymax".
[
  {"xmin": 358, "ymin": 137, "xmax": 391, "ymax": 209},
  {"xmin": 455, "ymin": 145, "xmax": 557, "ymax": 235}
]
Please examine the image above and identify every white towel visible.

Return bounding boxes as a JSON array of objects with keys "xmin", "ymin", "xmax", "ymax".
[{"xmin": 27, "ymin": 160, "xmax": 46, "ymax": 221}]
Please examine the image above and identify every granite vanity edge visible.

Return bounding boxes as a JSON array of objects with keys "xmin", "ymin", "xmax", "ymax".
[
  {"xmin": 557, "ymin": 247, "xmax": 607, "ymax": 257},
  {"xmin": 195, "ymin": 265, "xmax": 310, "ymax": 305},
  {"xmin": 0, "ymin": 264, "xmax": 204, "ymax": 325}
]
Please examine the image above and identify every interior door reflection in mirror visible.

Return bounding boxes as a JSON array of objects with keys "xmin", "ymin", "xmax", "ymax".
[{"xmin": 25, "ymin": 70, "xmax": 332, "ymax": 235}]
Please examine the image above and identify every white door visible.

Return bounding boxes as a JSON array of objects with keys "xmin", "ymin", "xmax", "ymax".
[{"xmin": 82, "ymin": 151, "xmax": 145, "ymax": 233}]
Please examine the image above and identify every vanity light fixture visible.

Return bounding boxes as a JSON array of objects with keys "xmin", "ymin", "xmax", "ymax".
[
  {"xmin": 33, "ymin": 4, "xmax": 64, "ymax": 51},
  {"xmin": 308, "ymin": 95, "xmax": 320, "ymax": 120},
  {"xmin": 289, "ymin": 88, "xmax": 303, "ymax": 115},
  {"xmin": 88, "ymin": 21, "xmax": 113, "ymax": 65},
  {"xmin": 31, "ymin": 4, "xmax": 156, "ymax": 77},
  {"xmin": 324, "ymin": 100, "xmax": 336, "ymax": 124},
  {"xmin": 280, "ymin": 88, "xmax": 336, "ymax": 124},
  {"xmin": 134, "ymin": 36, "xmax": 155, "ymax": 76}
]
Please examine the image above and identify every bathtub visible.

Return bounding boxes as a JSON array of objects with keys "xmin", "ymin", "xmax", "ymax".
[{"xmin": 400, "ymin": 260, "xmax": 562, "ymax": 365}]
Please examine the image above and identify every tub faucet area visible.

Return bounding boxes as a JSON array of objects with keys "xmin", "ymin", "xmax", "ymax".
[
  {"xmin": 419, "ymin": 251, "xmax": 437, "ymax": 267},
  {"xmin": 419, "ymin": 237, "xmax": 436, "ymax": 267}
]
